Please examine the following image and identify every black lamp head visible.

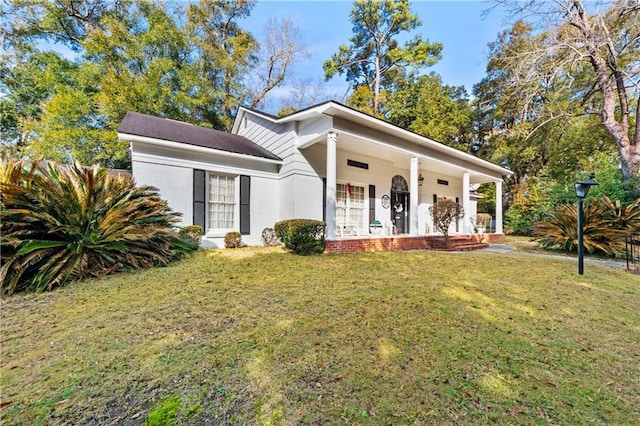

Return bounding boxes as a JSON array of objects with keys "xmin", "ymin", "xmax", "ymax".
[{"xmin": 575, "ymin": 173, "xmax": 598, "ymax": 199}]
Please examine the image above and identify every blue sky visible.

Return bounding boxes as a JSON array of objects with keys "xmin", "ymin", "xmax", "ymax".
[
  {"xmin": 35, "ymin": 1, "xmax": 512, "ymax": 112},
  {"xmin": 242, "ymin": 0, "xmax": 512, "ymax": 108}
]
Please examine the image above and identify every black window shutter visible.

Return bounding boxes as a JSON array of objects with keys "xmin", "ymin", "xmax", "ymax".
[
  {"xmin": 433, "ymin": 194, "xmax": 437, "ymax": 204},
  {"xmin": 322, "ymin": 178, "xmax": 327, "ymax": 222},
  {"xmin": 240, "ymin": 175, "xmax": 250, "ymax": 235},
  {"xmin": 193, "ymin": 169, "xmax": 206, "ymax": 230},
  {"xmin": 368, "ymin": 185, "xmax": 375, "ymax": 223}
]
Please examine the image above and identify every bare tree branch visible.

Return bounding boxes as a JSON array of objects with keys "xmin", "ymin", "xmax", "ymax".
[
  {"xmin": 249, "ymin": 17, "xmax": 308, "ymax": 109},
  {"xmin": 489, "ymin": 0, "xmax": 640, "ymax": 179}
]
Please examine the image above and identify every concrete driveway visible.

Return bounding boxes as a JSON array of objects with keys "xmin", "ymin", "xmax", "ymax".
[{"xmin": 466, "ymin": 244, "xmax": 628, "ymax": 270}]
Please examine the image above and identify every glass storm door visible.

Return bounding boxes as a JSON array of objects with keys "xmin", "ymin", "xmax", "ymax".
[
  {"xmin": 390, "ymin": 191, "xmax": 409, "ymax": 234},
  {"xmin": 390, "ymin": 175, "xmax": 410, "ymax": 234}
]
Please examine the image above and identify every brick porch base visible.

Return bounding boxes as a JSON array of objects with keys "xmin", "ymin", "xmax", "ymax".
[{"xmin": 324, "ymin": 233, "xmax": 505, "ymax": 254}]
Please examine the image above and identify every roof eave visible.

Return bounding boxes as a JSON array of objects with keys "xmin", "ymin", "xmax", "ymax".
[
  {"xmin": 234, "ymin": 102, "xmax": 335, "ymax": 129},
  {"xmin": 325, "ymin": 103, "xmax": 513, "ymax": 176},
  {"xmin": 119, "ymin": 133, "xmax": 283, "ymax": 165},
  {"xmin": 236, "ymin": 102, "xmax": 512, "ymax": 177}
]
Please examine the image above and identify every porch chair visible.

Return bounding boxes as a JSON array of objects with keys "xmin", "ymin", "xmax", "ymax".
[{"xmin": 336, "ymin": 208, "xmax": 368, "ymax": 236}]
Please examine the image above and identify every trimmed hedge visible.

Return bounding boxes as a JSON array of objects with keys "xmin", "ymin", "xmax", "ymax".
[
  {"xmin": 179, "ymin": 225, "xmax": 203, "ymax": 249},
  {"xmin": 224, "ymin": 231, "xmax": 242, "ymax": 249},
  {"xmin": 274, "ymin": 219, "xmax": 326, "ymax": 255}
]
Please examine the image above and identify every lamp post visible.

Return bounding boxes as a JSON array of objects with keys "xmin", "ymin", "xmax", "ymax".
[{"xmin": 574, "ymin": 173, "xmax": 598, "ymax": 275}]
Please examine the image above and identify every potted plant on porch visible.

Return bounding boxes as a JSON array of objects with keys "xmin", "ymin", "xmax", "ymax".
[
  {"xmin": 472, "ymin": 213, "xmax": 492, "ymax": 243},
  {"xmin": 369, "ymin": 220, "xmax": 382, "ymax": 235}
]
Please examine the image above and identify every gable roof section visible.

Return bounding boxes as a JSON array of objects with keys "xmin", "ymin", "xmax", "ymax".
[
  {"xmin": 118, "ymin": 111, "xmax": 281, "ymax": 161},
  {"xmin": 233, "ymin": 101, "xmax": 512, "ymax": 177}
]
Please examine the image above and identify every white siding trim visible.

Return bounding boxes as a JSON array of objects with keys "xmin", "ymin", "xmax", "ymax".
[
  {"xmin": 131, "ymin": 151, "xmax": 279, "ymax": 180},
  {"xmin": 120, "ymin": 133, "xmax": 283, "ymax": 165}
]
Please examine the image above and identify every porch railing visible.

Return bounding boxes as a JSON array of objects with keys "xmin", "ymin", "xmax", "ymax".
[{"xmin": 626, "ymin": 233, "xmax": 640, "ymax": 272}]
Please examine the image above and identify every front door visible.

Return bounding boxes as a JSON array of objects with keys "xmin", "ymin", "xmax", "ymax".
[{"xmin": 390, "ymin": 191, "xmax": 409, "ymax": 234}]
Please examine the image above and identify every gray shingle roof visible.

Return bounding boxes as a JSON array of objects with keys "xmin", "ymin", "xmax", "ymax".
[{"xmin": 118, "ymin": 111, "xmax": 281, "ymax": 161}]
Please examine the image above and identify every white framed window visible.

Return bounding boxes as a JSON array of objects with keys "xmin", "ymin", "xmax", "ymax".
[
  {"xmin": 337, "ymin": 183, "xmax": 365, "ymax": 227},
  {"xmin": 208, "ymin": 174, "xmax": 236, "ymax": 231}
]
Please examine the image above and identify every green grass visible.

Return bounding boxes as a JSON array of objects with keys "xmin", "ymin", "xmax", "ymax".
[
  {"xmin": 2, "ymin": 247, "xmax": 639, "ymax": 424},
  {"xmin": 504, "ymin": 235, "xmax": 550, "ymax": 253},
  {"xmin": 505, "ymin": 235, "xmax": 628, "ymax": 264},
  {"xmin": 145, "ymin": 395, "xmax": 181, "ymax": 426}
]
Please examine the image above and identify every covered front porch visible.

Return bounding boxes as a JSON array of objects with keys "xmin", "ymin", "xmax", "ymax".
[{"xmin": 300, "ymin": 127, "xmax": 509, "ymax": 243}]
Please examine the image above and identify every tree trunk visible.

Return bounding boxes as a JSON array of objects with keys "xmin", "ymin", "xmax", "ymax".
[
  {"xmin": 374, "ymin": 54, "xmax": 381, "ymax": 115},
  {"xmin": 592, "ymin": 47, "xmax": 639, "ymax": 180},
  {"xmin": 572, "ymin": 0, "xmax": 639, "ymax": 180},
  {"xmin": 619, "ymin": 140, "xmax": 640, "ymax": 181}
]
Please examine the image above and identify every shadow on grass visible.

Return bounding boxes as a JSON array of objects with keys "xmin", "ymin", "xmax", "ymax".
[{"xmin": 1, "ymin": 246, "xmax": 638, "ymax": 424}]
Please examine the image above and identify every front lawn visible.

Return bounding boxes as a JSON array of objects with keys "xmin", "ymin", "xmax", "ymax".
[{"xmin": 1, "ymin": 248, "xmax": 638, "ymax": 424}]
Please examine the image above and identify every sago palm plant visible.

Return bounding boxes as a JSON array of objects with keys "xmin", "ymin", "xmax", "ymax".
[
  {"xmin": 533, "ymin": 195, "xmax": 640, "ymax": 256},
  {"xmin": 1, "ymin": 160, "xmax": 192, "ymax": 295}
]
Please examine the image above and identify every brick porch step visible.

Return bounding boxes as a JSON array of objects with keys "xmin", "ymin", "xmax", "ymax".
[
  {"xmin": 430, "ymin": 243, "xmax": 489, "ymax": 251},
  {"xmin": 449, "ymin": 242, "xmax": 489, "ymax": 251},
  {"xmin": 324, "ymin": 234, "xmax": 499, "ymax": 254},
  {"xmin": 429, "ymin": 237, "xmax": 488, "ymax": 251}
]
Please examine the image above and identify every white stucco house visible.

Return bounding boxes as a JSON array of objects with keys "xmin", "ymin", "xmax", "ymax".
[{"xmin": 118, "ymin": 101, "xmax": 511, "ymax": 250}]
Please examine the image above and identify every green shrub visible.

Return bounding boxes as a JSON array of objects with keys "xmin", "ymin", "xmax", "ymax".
[
  {"xmin": 533, "ymin": 195, "xmax": 640, "ymax": 256},
  {"xmin": 179, "ymin": 225, "xmax": 203, "ymax": 249},
  {"xmin": 0, "ymin": 160, "xmax": 193, "ymax": 295},
  {"xmin": 274, "ymin": 219, "xmax": 325, "ymax": 255},
  {"xmin": 505, "ymin": 179, "xmax": 551, "ymax": 236},
  {"xmin": 505, "ymin": 202, "xmax": 553, "ymax": 236},
  {"xmin": 224, "ymin": 231, "xmax": 242, "ymax": 249},
  {"xmin": 505, "ymin": 204, "xmax": 537, "ymax": 235},
  {"xmin": 261, "ymin": 227, "xmax": 280, "ymax": 246}
]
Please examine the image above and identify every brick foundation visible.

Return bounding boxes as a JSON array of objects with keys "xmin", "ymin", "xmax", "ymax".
[
  {"xmin": 483, "ymin": 233, "xmax": 506, "ymax": 243},
  {"xmin": 324, "ymin": 234, "xmax": 505, "ymax": 254}
]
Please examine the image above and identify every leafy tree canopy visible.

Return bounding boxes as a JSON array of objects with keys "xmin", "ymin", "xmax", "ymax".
[
  {"xmin": 1, "ymin": 0, "xmax": 305, "ymax": 168},
  {"xmin": 324, "ymin": 0, "xmax": 442, "ymax": 116},
  {"xmin": 387, "ymin": 73, "xmax": 474, "ymax": 152}
]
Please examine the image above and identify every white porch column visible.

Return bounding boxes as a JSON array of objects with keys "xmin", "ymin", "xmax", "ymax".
[
  {"xmin": 462, "ymin": 172, "xmax": 471, "ymax": 234},
  {"xmin": 495, "ymin": 180, "xmax": 503, "ymax": 234},
  {"xmin": 410, "ymin": 156, "xmax": 419, "ymax": 236},
  {"xmin": 325, "ymin": 131, "xmax": 337, "ymax": 240}
]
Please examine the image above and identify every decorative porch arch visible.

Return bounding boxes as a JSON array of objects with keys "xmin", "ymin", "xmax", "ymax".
[{"xmin": 391, "ymin": 175, "xmax": 409, "ymax": 192}]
